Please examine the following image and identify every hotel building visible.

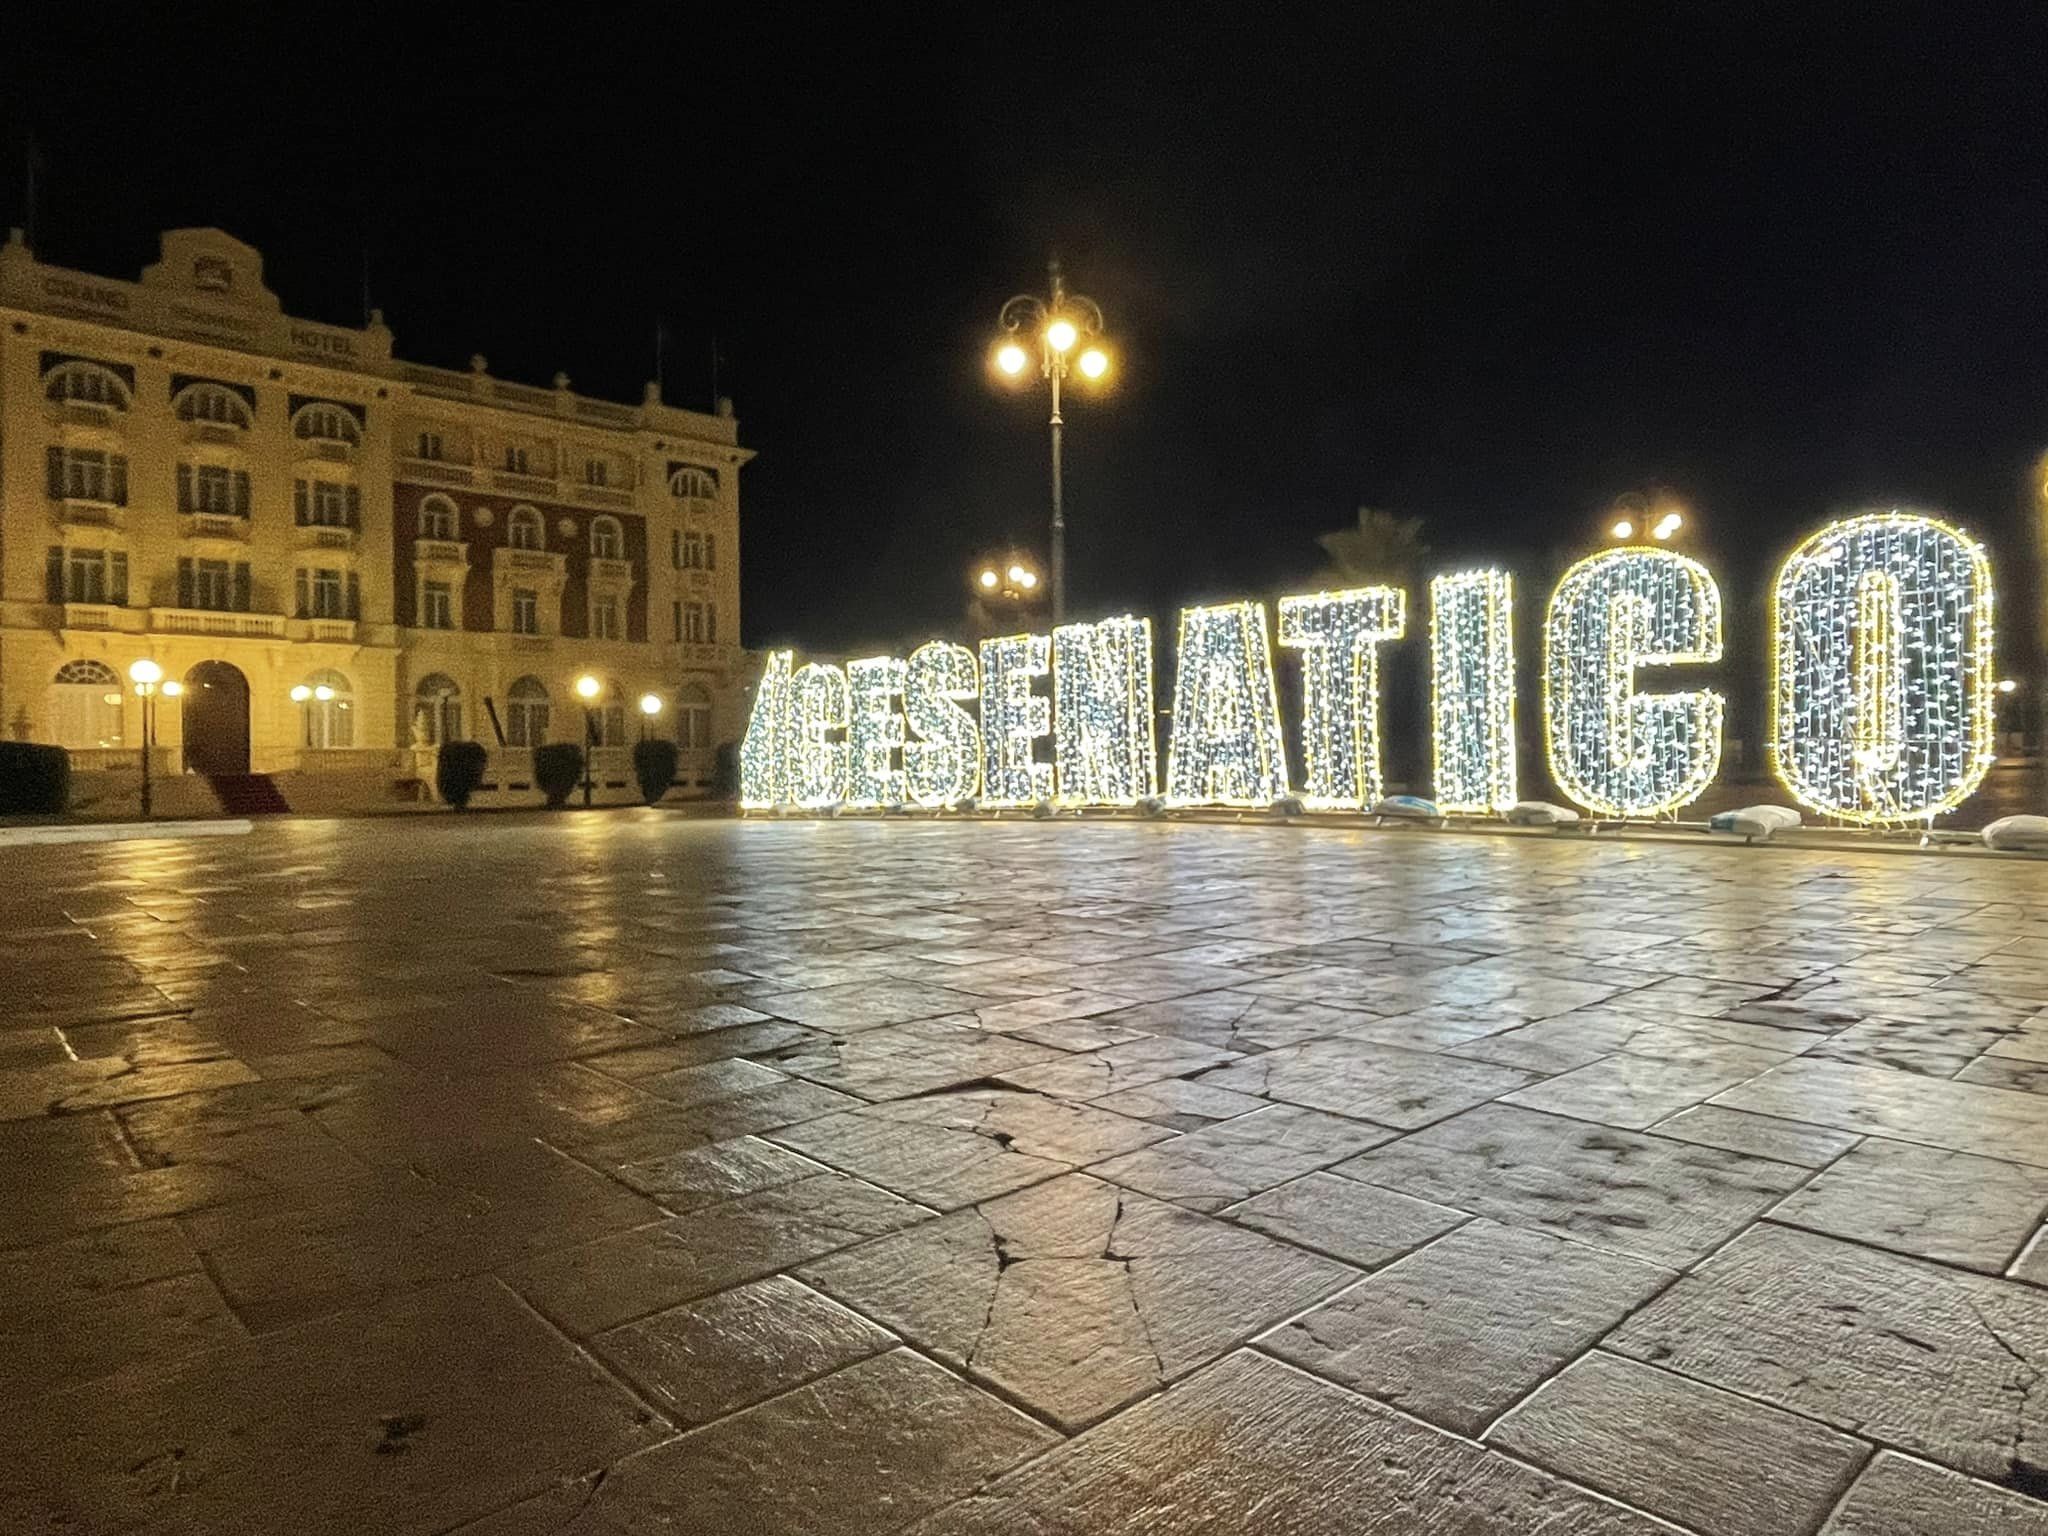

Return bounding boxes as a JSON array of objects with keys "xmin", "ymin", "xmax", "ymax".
[{"xmin": 0, "ymin": 227, "xmax": 750, "ymax": 806}]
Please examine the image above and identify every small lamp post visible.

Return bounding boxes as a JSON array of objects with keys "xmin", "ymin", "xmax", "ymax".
[
  {"xmin": 638, "ymin": 692, "xmax": 662, "ymax": 742},
  {"xmin": 128, "ymin": 660, "xmax": 165, "ymax": 817},
  {"xmin": 574, "ymin": 673, "xmax": 602, "ymax": 806}
]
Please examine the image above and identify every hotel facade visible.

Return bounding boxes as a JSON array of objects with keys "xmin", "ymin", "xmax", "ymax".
[{"xmin": 0, "ymin": 227, "xmax": 750, "ymax": 805}]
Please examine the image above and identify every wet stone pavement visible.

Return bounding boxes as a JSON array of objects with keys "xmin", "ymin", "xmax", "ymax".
[{"xmin": 3, "ymin": 815, "xmax": 2048, "ymax": 1535}]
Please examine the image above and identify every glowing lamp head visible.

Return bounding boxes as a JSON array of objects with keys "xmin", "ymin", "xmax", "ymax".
[
  {"xmin": 1007, "ymin": 564, "xmax": 1028, "ymax": 584},
  {"xmin": 1018, "ymin": 570, "xmax": 1038, "ymax": 590},
  {"xmin": 1997, "ymin": 678, "xmax": 2019, "ymax": 695},
  {"xmin": 574, "ymin": 674, "xmax": 602, "ymax": 701},
  {"xmin": 1610, "ymin": 520, "xmax": 1635, "ymax": 540},
  {"xmin": 313, "ymin": 685, "xmax": 335, "ymax": 702},
  {"xmin": 1652, "ymin": 511, "xmax": 1684, "ymax": 540},
  {"xmin": 639, "ymin": 692, "xmax": 663, "ymax": 716},
  {"xmin": 1045, "ymin": 317, "xmax": 1078, "ymax": 353},
  {"xmin": 128, "ymin": 659, "xmax": 162, "ymax": 686},
  {"xmin": 994, "ymin": 341, "xmax": 1029, "ymax": 376},
  {"xmin": 1077, "ymin": 346, "xmax": 1109, "ymax": 380},
  {"xmin": 160, "ymin": 681, "xmax": 183, "ymax": 699},
  {"xmin": 978, "ymin": 569, "xmax": 999, "ymax": 590},
  {"xmin": 290, "ymin": 685, "xmax": 311, "ymax": 702}
]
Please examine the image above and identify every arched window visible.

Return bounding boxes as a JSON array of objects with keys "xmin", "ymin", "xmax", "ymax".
[
  {"xmin": 43, "ymin": 362, "xmax": 129, "ymax": 411},
  {"xmin": 668, "ymin": 466, "xmax": 717, "ymax": 501},
  {"xmin": 506, "ymin": 676, "xmax": 550, "ymax": 747},
  {"xmin": 292, "ymin": 403, "xmax": 361, "ymax": 446},
  {"xmin": 414, "ymin": 674, "xmax": 462, "ymax": 746},
  {"xmin": 508, "ymin": 506, "xmax": 544, "ymax": 551},
  {"xmin": 296, "ymin": 669, "xmax": 354, "ymax": 750},
  {"xmin": 49, "ymin": 660, "xmax": 125, "ymax": 749},
  {"xmin": 419, "ymin": 494, "xmax": 458, "ymax": 541},
  {"xmin": 590, "ymin": 516, "xmax": 624, "ymax": 560},
  {"xmin": 676, "ymin": 681, "xmax": 713, "ymax": 751},
  {"xmin": 173, "ymin": 384, "xmax": 251, "ymax": 428}
]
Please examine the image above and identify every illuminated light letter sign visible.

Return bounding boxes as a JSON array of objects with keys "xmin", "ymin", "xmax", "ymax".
[
  {"xmin": 845, "ymin": 656, "xmax": 908, "ymax": 807},
  {"xmin": 904, "ymin": 641, "xmax": 982, "ymax": 805},
  {"xmin": 1277, "ymin": 587, "xmax": 1405, "ymax": 809},
  {"xmin": 1166, "ymin": 601, "xmax": 1290, "ymax": 805},
  {"xmin": 739, "ymin": 648, "xmax": 794, "ymax": 807},
  {"xmin": 1053, "ymin": 615, "xmax": 1157, "ymax": 805},
  {"xmin": 1430, "ymin": 569, "xmax": 1518, "ymax": 813},
  {"xmin": 1772, "ymin": 511, "xmax": 1995, "ymax": 823},
  {"xmin": 790, "ymin": 662, "xmax": 851, "ymax": 806},
  {"xmin": 979, "ymin": 633, "xmax": 1053, "ymax": 806},
  {"xmin": 1545, "ymin": 548, "xmax": 1724, "ymax": 817}
]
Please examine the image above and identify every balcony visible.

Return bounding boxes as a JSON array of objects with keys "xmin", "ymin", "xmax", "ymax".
[
  {"xmin": 61, "ymin": 603, "xmax": 146, "ymax": 634},
  {"xmin": 496, "ymin": 547, "xmax": 567, "ymax": 579},
  {"xmin": 296, "ymin": 524, "xmax": 360, "ymax": 554},
  {"xmin": 568, "ymin": 483, "xmax": 635, "ymax": 512},
  {"xmin": 492, "ymin": 469, "xmax": 557, "ymax": 497},
  {"xmin": 151, "ymin": 608, "xmax": 288, "ymax": 639},
  {"xmin": 181, "ymin": 512, "xmax": 251, "ymax": 544},
  {"xmin": 295, "ymin": 440, "xmax": 355, "ymax": 467},
  {"xmin": 184, "ymin": 422, "xmax": 243, "ymax": 448},
  {"xmin": 398, "ymin": 457, "xmax": 476, "ymax": 487},
  {"xmin": 588, "ymin": 557, "xmax": 635, "ymax": 587},
  {"xmin": 288, "ymin": 617, "xmax": 359, "ymax": 645},
  {"xmin": 414, "ymin": 538, "xmax": 469, "ymax": 569},
  {"xmin": 55, "ymin": 498, "xmax": 127, "ymax": 531}
]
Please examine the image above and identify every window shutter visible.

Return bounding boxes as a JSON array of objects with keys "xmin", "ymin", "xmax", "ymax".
[
  {"xmin": 672, "ymin": 600, "xmax": 682, "ymax": 641},
  {"xmin": 705, "ymin": 534, "xmax": 716, "ymax": 570},
  {"xmin": 45, "ymin": 447, "xmax": 63, "ymax": 499},
  {"xmin": 347, "ymin": 572, "xmax": 360, "ymax": 620},
  {"xmin": 670, "ymin": 530, "xmax": 681, "ymax": 568},
  {"xmin": 111, "ymin": 457, "xmax": 128, "ymax": 506},
  {"xmin": 707, "ymin": 606, "xmax": 717, "ymax": 642},
  {"xmin": 295, "ymin": 569, "xmax": 309, "ymax": 619},
  {"xmin": 294, "ymin": 480, "xmax": 309, "ymax": 525},
  {"xmin": 178, "ymin": 558, "xmax": 195, "ymax": 609},
  {"xmin": 346, "ymin": 485, "xmax": 361, "ymax": 528},
  {"xmin": 110, "ymin": 552, "xmax": 129, "ymax": 606},
  {"xmin": 234, "ymin": 471, "xmax": 251, "ymax": 517},
  {"xmin": 177, "ymin": 464, "xmax": 194, "ymax": 514},
  {"xmin": 233, "ymin": 563, "xmax": 252, "ymax": 612},
  {"xmin": 45, "ymin": 546, "xmax": 64, "ymax": 604}
]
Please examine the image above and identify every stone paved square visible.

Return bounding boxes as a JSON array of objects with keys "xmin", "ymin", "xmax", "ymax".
[{"xmin": 5, "ymin": 815, "xmax": 2048, "ymax": 1532}]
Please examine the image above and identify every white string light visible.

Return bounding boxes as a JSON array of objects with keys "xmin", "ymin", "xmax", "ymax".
[
  {"xmin": 1053, "ymin": 615, "xmax": 1157, "ymax": 805},
  {"xmin": 739, "ymin": 648, "xmax": 794, "ymax": 808},
  {"xmin": 1430, "ymin": 569, "xmax": 1518, "ymax": 813},
  {"xmin": 844, "ymin": 656, "xmax": 907, "ymax": 808},
  {"xmin": 979, "ymin": 633, "xmax": 1054, "ymax": 806},
  {"xmin": 1165, "ymin": 601, "xmax": 1290, "ymax": 805},
  {"xmin": 1277, "ymin": 587, "xmax": 1405, "ymax": 809},
  {"xmin": 790, "ymin": 662, "xmax": 851, "ymax": 807},
  {"xmin": 904, "ymin": 641, "xmax": 982, "ymax": 805},
  {"xmin": 1771, "ymin": 511, "xmax": 1995, "ymax": 823},
  {"xmin": 1545, "ymin": 548, "xmax": 1723, "ymax": 817}
]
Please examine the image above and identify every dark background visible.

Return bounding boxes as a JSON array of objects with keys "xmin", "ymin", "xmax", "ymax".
[{"xmin": 6, "ymin": 4, "xmax": 2045, "ymax": 712}]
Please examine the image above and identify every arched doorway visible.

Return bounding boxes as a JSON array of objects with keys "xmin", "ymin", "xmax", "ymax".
[{"xmin": 182, "ymin": 661, "xmax": 250, "ymax": 775}]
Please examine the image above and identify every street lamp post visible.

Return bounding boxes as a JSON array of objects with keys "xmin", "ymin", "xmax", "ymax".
[
  {"xmin": 574, "ymin": 674, "xmax": 602, "ymax": 807},
  {"xmin": 127, "ymin": 660, "xmax": 177, "ymax": 818},
  {"xmin": 993, "ymin": 260, "xmax": 1112, "ymax": 627}
]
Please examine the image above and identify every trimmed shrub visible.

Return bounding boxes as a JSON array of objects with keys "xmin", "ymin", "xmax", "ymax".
[
  {"xmin": 435, "ymin": 741, "xmax": 488, "ymax": 809},
  {"xmin": 0, "ymin": 743, "xmax": 69, "ymax": 816},
  {"xmin": 713, "ymin": 740, "xmax": 740, "ymax": 800},
  {"xmin": 633, "ymin": 738, "xmax": 679, "ymax": 805},
  {"xmin": 533, "ymin": 742, "xmax": 584, "ymax": 808}
]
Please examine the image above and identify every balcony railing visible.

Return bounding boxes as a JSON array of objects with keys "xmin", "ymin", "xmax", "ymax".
[
  {"xmin": 492, "ymin": 469, "xmax": 557, "ymax": 496},
  {"xmin": 497, "ymin": 547, "xmax": 566, "ymax": 576},
  {"xmin": 414, "ymin": 538, "xmax": 468, "ymax": 567},
  {"xmin": 588, "ymin": 557, "xmax": 635, "ymax": 587},
  {"xmin": 297, "ymin": 524, "xmax": 360, "ymax": 553},
  {"xmin": 397, "ymin": 457, "xmax": 476, "ymax": 486},
  {"xmin": 181, "ymin": 512, "xmax": 250, "ymax": 542},
  {"xmin": 55, "ymin": 498, "xmax": 127, "ymax": 530},
  {"xmin": 60, "ymin": 603, "xmax": 145, "ymax": 634},
  {"xmin": 151, "ymin": 608, "xmax": 288, "ymax": 639},
  {"xmin": 288, "ymin": 617, "xmax": 358, "ymax": 644}
]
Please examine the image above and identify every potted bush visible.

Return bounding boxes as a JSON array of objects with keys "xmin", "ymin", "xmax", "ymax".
[
  {"xmin": 533, "ymin": 742, "xmax": 584, "ymax": 808},
  {"xmin": 0, "ymin": 743, "xmax": 70, "ymax": 815},
  {"xmin": 633, "ymin": 738, "xmax": 679, "ymax": 805},
  {"xmin": 435, "ymin": 741, "xmax": 488, "ymax": 809}
]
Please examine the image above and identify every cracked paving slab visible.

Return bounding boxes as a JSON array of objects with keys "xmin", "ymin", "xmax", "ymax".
[{"xmin": 798, "ymin": 1171, "xmax": 1355, "ymax": 1430}]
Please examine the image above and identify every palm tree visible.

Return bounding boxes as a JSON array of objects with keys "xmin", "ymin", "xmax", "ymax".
[{"xmin": 1310, "ymin": 508, "xmax": 1430, "ymax": 590}]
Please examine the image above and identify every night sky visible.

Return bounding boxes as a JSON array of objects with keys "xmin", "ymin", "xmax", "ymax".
[{"xmin": 7, "ymin": 6, "xmax": 2046, "ymax": 668}]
